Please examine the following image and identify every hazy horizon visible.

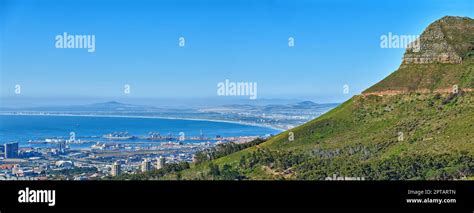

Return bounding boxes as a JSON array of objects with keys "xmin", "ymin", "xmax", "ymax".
[{"xmin": 0, "ymin": 96, "xmax": 338, "ymax": 108}]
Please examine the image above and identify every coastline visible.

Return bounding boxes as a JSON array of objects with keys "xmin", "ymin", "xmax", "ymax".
[{"xmin": 0, "ymin": 112, "xmax": 286, "ymax": 132}]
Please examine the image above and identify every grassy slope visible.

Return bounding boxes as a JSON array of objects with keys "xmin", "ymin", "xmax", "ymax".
[
  {"xmin": 173, "ymin": 16, "xmax": 474, "ymax": 180},
  {"xmin": 364, "ymin": 62, "xmax": 474, "ymax": 93},
  {"xmin": 176, "ymin": 91, "xmax": 474, "ymax": 179}
]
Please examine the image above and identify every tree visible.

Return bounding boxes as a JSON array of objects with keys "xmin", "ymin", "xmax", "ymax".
[{"xmin": 208, "ymin": 163, "xmax": 220, "ymax": 177}]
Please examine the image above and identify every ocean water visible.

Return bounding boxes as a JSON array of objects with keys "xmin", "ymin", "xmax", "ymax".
[{"xmin": 0, "ymin": 115, "xmax": 281, "ymax": 147}]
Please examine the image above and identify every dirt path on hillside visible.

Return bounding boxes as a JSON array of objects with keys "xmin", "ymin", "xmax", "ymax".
[{"xmin": 362, "ymin": 88, "xmax": 474, "ymax": 97}]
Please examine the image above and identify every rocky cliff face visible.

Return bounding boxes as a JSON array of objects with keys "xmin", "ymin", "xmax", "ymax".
[
  {"xmin": 402, "ymin": 16, "xmax": 473, "ymax": 65},
  {"xmin": 364, "ymin": 16, "xmax": 474, "ymax": 94}
]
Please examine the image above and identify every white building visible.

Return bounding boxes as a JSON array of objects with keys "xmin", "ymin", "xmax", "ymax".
[{"xmin": 156, "ymin": 156, "xmax": 166, "ymax": 169}]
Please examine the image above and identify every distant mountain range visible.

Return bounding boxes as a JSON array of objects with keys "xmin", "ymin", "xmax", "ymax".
[
  {"xmin": 1, "ymin": 101, "xmax": 162, "ymax": 112},
  {"xmin": 0, "ymin": 100, "xmax": 334, "ymax": 112},
  {"xmin": 0, "ymin": 97, "xmax": 312, "ymax": 109}
]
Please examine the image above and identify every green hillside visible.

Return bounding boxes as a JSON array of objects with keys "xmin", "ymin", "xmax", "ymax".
[
  {"xmin": 173, "ymin": 91, "xmax": 474, "ymax": 180},
  {"xmin": 135, "ymin": 16, "xmax": 474, "ymax": 180}
]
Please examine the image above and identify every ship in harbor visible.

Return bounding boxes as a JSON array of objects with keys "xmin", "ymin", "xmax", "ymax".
[
  {"xmin": 28, "ymin": 138, "xmax": 65, "ymax": 144},
  {"xmin": 102, "ymin": 132, "xmax": 136, "ymax": 140}
]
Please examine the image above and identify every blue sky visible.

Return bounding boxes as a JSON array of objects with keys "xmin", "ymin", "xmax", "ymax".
[{"xmin": 1, "ymin": 0, "xmax": 473, "ymax": 105}]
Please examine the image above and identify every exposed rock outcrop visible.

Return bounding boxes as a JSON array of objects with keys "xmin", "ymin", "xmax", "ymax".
[
  {"xmin": 363, "ymin": 16, "xmax": 474, "ymax": 95},
  {"xmin": 402, "ymin": 16, "xmax": 473, "ymax": 64}
]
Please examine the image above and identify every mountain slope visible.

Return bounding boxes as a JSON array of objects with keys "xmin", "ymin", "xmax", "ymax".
[
  {"xmin": 365, "ymin": 16, "xmax": 474, "ymax": 94},
  {"xmin": 167, "ymin": 16, "xmax": 474, "ymax": 180}
]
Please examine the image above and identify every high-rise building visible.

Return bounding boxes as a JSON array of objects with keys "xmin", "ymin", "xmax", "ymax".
[
  {"xmin": 57, "ymin": 141, "xmax": 67, "ymax": 154},
  {"xmin": 156, "ymin": 156, "xmax": 166, "ymax": 169},
  {"xmin": 141, "ymin": 159, "xmax": 151, "ymax": 173},
  {"xmin": 111, "ymin": 162, "xmax": 121, "ymax": 177},
  {"xmin": 4, "ymin": 142, "xmax": 19, "ymax": 159}
]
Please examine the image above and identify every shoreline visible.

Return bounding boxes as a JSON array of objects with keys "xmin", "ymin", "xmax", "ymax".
[{"xmin": 0, "ymin": 112, "xmax": 286, "ymax": 131}]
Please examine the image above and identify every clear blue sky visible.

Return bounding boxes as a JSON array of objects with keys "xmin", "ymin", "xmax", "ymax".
[{"xmin": 1, "ymin": 0, "xmax": 473, "ymax": 104}]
